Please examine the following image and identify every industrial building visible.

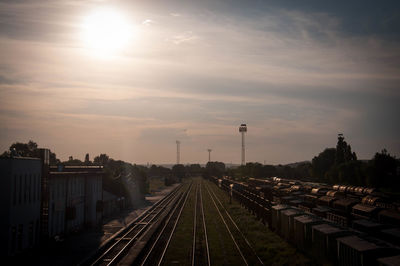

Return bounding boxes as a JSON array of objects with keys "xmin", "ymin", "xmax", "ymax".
[
  {"xmin": 0, "ymin": 157, "xmax": 42, "ymax": 256},
  {"xmin": 44, "ymin": 165, "xmax": 103, "ymax": 239},
  {"xmin": 1, "ymin": 149, "xmax": 104, "ymax": 256}
]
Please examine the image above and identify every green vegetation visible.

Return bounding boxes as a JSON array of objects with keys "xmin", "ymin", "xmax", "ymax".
[
  {"xmin": 225, "ymin": 134, "xmax": 399, "ymax": 192},
  {"xmin": 148, "ymin": 177, "xmax": 167, "ymax": 193},
  {"xmin": 201, "ymin": 179, "xmax": 244, "ymax": 265},
  {"xmin": 206, "ymin": 180, "xmax": 313, "ymax": 266},
  {"xmin": 162, "ymin": 182, "xmax": 196, "ymax": 265},
  {"xmin": 164, "ymin": 178, "xmax": 311, "ymax": 265}
]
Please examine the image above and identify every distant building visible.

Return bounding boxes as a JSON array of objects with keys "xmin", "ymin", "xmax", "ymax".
[
  {"xmin": 0, "ymin": 157, "xmax": 42, "ymax": 256},
  {"xmin": 43, "ymin": 165, "xmax": 103, "ymax": 239}
]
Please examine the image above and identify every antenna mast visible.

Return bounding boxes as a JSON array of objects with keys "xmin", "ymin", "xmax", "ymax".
[
  {"xmin": 239, "ymin": 124, "xmax": 247, "ymax": 165},
  {"xmin": 176, "ymin": 140, "xmax": 180, "ymax": 164}
]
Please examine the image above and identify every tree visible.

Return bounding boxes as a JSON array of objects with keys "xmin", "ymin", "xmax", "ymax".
[
  {"xmin": 3, "ymin": 140, "xmax": 59, "ymax": 164},
  {"xmin": 84, "ymin": 153, "xmax": 91, "ymax": 165},
  {"xmin": 172, "ymin": 164, "xmax": 186, "ymax": 181},
  {"xmin": 9, "ymin": 140, "xmax": 39, "ymax": 157},
  {"xmin": 311, "ymin": 148, "xmax": 336, "ymax": 181},
  {"xmin": 335, "ymin": 134, "xmax": 357, "ymax": 165},
  {"xmin": 203, "ymin": 162, "xmax": 225, "ymax": 179},
  {"xmin": 367, "ymin": 149, "xmax": 399, "ymax": 189},
  {"xmin": 94, "ymin": 154, "xmax": 110, "ymax": 165}
]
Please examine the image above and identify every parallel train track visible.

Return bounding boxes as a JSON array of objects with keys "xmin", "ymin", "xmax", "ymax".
[
  {"xmin": 192, "ymin": 182, "xmax": 211, "ymax": 266},
  {"xmin": 205, "ymin": 181, "xmax": 264, "ymax": 266},
  {"xmin": 84, "ymin": 183, "xmax": 184, "ymax": 266}
]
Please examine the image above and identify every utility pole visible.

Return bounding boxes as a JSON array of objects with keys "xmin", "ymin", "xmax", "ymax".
[
  {"xmin": 176, "ymin": 140, "xmax": 180, "ymax": 164},
  {"xmin": 239, "ymin": 124, "xmax": 247, "ymax": 165}
]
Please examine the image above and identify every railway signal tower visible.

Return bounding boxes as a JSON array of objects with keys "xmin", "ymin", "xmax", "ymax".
[{"xmin": 239, "ymin": 124, "xmax": 247, "ymax": 165}]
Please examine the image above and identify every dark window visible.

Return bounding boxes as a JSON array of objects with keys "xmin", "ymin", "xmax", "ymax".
[
  {"xmin": 17, "ymin": 224, "xmax": 23, "ymax": 251},
  {"xmin": 24, "ymin": 174, "xmax": 27, "ymax": 204},
  {"xmin": 35, "ymin": 220, "xmax": 39, "ymax": 244},
  {"xmin": 33, "ymin": 175, "xmax": 36, "ymax": 203},
  {"xmin": 11, "ymin": 226, "xmax": 16, "ymax": 254},
  {"xmin": 29, "ymin": 174, "xmax": 32, "ymax": 203},
  {"xmin": 19, "ymin": 175, "xmax": 22, "ymax": 204},
  {"xmin": 29, "ymin": 221, "xmax": 34, "ymax": 247},
  {"xmin": 13, "ymin": 175, "xmax": 17, "ymax": 205},
  {"xmin": 37, "ymin": 175, "xmax": 40, "ymax": 201}
]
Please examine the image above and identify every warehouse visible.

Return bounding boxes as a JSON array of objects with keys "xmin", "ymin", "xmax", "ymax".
[
  {"xmin": 0, "ymin": 156, "xmax": 42, "ymax": 255},
  {"xmin": 43, "ymin": 165, "xmax": 103, "ymax": 239}
]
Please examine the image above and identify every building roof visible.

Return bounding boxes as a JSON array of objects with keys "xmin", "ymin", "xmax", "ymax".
[
  {"xmin": 352, "ymin": 203, "xmax": 378, "ymax": 213},
  {"xmin": 294, "ymin": 214, "xmax": 321, "ymax": 224},
  {"xmin": 333, "ymin": 198, "xmax": 359, "ymax": 208},
  {"xmin": 353, "ymin": 219, "xmax": 382, "ymax": 228},
  {"xmin": 377, "ymin": 255, "xmax": 400, "ymax": 266},
  {"xmin": 271, "ymin": 204, "xmax": 290, "ymax": 211},
  {"xmin": 337, "ymin": 236, "xmax": 379, "ymax": 252},
  {"xmin": 313, "ymin": 206, "xmax": 331, "ymax": 212},
  {"xmin": 313, "ymin": 223, "xmax": 343, "ymax": 234},
  {"xmin": 0, "ymin": 156, "xmax": 40, "ymax": 161},
  {"xmin": 319, "ymin": 195, "xmax": 336, "ymax": 203},
  {"xmin": 379, "ymin": 209, "xmax": 400, "ymax": 220},
  {"xmin": 381, "ymin": 228, "xmax": 400, "ymax": 239},
  {"xmin": 281, "ymin": 208, "xmax": 303, "ymax": 216}
]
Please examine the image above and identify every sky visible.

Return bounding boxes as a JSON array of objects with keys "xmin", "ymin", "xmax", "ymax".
[{"xmin": 0, "ymin": 0, "xmax": 399, "ymax": 165}]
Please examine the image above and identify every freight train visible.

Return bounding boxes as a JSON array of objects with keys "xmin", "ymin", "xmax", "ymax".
[{"xmin": 210, "ymin": 176, "xmax": 400, "ymax": 266}]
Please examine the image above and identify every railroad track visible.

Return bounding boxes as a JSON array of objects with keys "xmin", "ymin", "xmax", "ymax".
[
  {"xmin": 192, "ymin": 181, "xmax": 211, "ymax": 266},
  {"xmin": 134, "ymin": 182, "xmax": 193, "ymax": 266},
  {"xmin": 205, "ymin": 181, "xmax": 264, "ymax": 266},
  {"xmin": 83, "ymin": 184, "xmax": 183, "ymax": 266}
]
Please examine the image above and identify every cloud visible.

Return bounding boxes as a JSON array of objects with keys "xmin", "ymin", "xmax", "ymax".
[
  {"xmin": 142, "ymin": 19, "xmax": 154, "ymax": 26},
  {"xmin": 167, "ymin": 31, "xmax": 198, "ymax": 44},
  {"xmin": 1, "ymin": 1, "xmax": 399, "ymax": 163}
]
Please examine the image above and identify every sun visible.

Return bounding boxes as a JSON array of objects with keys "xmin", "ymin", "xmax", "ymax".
[{"xmin": 81, "ymin": 8, "xmax": 133, "ymax": 55}]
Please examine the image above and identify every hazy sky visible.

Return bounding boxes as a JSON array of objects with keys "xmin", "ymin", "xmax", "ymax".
[{"xmin": 1, "ymin": 0, "xmax": 399, "ymax": 164}]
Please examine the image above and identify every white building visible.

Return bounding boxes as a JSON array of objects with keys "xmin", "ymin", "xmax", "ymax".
[{"xmin": 0, "ymin": 157, "xmax": 42, "ymax": 256}]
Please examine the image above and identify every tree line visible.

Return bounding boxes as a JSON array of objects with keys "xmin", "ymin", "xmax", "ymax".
[{"xmin": 2, "ymin": 136, "xmax": 399, "ymax": 194}]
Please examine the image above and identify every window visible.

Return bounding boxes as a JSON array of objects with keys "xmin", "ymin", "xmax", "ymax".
[
  {"xmin": 37, "ymin": 175, "xmax": 41, "ymax": 201},
  {"xmin": 29, "ymin": 221, "xmax": 34, "ymax": 247},
  {"xmin": 11, "ymin": 226, "xmax": 16, "ymax": 254},
  {"xmin": 17, "ymin": 224, "xmax": 23, "ymax": 251},
  {"xmin": 13, "ymin": 175, "xmax": 17, "ymax": 205},
  {"xmin": 24, "ymin": 174, "xmax": 27, "ymax": 204},
  {"xmin": 33, "ymin": 175, "xmax": 36, "ymax": 203},
  {"xmin": 29, "ymin": 174, "xmax": 32, "ymax": 203},
  {"xmin": 19, "ymin": 175, "xmax": 22, "ymax": 204}
]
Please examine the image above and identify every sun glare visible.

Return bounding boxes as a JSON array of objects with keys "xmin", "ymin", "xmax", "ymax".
[{"xmin": 81, "ymin": 8, "xmax": 133, "ymax": 56}]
